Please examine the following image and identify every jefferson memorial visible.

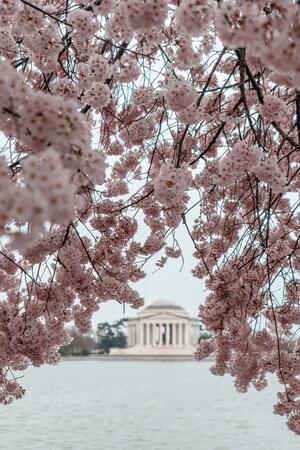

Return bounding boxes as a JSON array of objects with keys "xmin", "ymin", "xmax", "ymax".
[{"xmin": 111, "ymin": 299, "xmax": 200, "ymax": 356}]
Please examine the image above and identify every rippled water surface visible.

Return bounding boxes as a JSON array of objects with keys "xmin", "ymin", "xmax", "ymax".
[{"xmin": 1, "ymin": 360, "xmax": 299, "ymax": 450}]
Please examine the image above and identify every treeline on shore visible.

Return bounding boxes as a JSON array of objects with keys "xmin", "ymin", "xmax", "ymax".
[
  {"xmin": 59, "ymin": 319, "xmax": 128, "ymax": 356},
  {"xmin": 60, "ymin": 320, "xmax": 212, "ymax": 356}
]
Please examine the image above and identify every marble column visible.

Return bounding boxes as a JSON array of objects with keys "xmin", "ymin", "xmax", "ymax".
[
  {"xmin": 159, "ymin": 324, "xmax": 162, "ymax": 345},
  {"xmin": 183, "ymin": 324, "xmax": 186, "ymax": 345},
  {"xmin": 139, "ymin": 323, "xmax": 142, "ymax": 346},
  {"xmin": 185, "ymin": 323, "xmax": 189, "ymax": 346},
  {"xmin": 146, "ymin": 323, "xmax": 150, "ymax": 346},
  {"xmin": 153, "ymin": 323, "xmax": 157, "ymax": 345},
  {"xmin": 152, "ymin": 323, "xmax": 155, "ymax": 345},
  {"xmin": 166, "ymin": 323, "xmax": 170, "ymax": 345},
  {"xmin": 128, "ymin": 324, "xmax": 131, "ymax": 346},
  {"xmin": 178, "ymin": 323, "xmax": 182, "ymax": 346}
]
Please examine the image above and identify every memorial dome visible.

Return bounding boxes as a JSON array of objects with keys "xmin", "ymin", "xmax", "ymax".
[{"xmin": 144, "ymin": 299, "xmax": 185, "ymax": 311}]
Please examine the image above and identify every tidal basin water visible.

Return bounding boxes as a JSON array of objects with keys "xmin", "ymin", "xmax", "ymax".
[{"xmin": 2, "ymin": 361, "xmax": 300, "ymax": 450}]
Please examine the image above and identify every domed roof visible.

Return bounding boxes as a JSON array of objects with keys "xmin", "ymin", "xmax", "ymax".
[{"xmin": 144, "ymin": 299, "xmax": 185, "ymax": 311}]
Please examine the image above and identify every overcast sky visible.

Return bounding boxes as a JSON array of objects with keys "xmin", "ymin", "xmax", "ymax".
[{"xmin": 92, "ymin": 223, "xmax": 206, "ymax": 326}]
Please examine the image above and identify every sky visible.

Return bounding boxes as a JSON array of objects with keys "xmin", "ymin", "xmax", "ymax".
[
  {"xmin": 91, "ymin": 223, "xmax": 206, "ymax": 326},
  {"xmin": 0, "ymin": 136, "xmax": 208, "ymax": 329}
]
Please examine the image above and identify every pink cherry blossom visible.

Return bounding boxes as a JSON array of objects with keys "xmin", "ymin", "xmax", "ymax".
[{"xmin": 0, "ymin": 0, "xmax": 298, "ymax": 436}]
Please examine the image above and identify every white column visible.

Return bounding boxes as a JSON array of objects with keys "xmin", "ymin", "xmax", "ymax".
[
  {"xmin": 146, "ymin": 323, "xmax": 150, "ymax": 346},
  {"xmin": 166, "ymin": 323, "xmax": 170, "ymax": 345},
  {"xmin": 153, "ymin": 323, "xmax": 156, "ymax": 345},
  {"xmin": 128, "ymin": 324, "xmax": 131, "ymax": 346},
  {"xmin": 159, "ymin": 324, "xmax": 163, "ymax": 345},
  {"xmin": 178, "ymin": 323, "xmax": 182, "ymax": 346},
  {"xmin": 139, "ymin": 322, "xmax": 143, "ymax": 346},
  {"xmin": 182, "ymin": 324, "xmax": 186, "ymax": 346},
  {"xmin": 185, "ymin": 323, "xmax": 189, "ymax": 347}
]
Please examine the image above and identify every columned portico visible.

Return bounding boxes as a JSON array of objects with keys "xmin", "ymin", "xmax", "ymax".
[
  {"xmin": 134, "ymin": 320, "xmax": 190, "ymax": 346},
  {"xmin": 112, "ymin": 299, "xmax": 200, "ymax": 356}
]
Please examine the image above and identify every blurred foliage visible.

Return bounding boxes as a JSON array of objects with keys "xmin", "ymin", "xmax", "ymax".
[
  {"xmin": 96, "ymin": 319, "xmax": 128, "ymax": 354},
  {"xmin": 199, "ymin": 323, "xmax": 212, "ymax": 343},
  {"xmin": 59, "ymin": 327, "xmax": 97, "ymax": 356}
]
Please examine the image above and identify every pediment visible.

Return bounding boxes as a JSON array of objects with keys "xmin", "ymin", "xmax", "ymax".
[{"xmin": 138, "ymin": 312, "xmax": 189, "ymax": 320}]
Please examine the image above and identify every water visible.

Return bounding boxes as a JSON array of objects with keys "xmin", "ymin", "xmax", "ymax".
[{"xmin": 1, "ymin": 360, "xmax": 299, "ymax": 450}]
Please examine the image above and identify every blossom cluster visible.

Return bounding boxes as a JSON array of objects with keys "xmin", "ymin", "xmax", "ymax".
[
  {"xmin": 154, "ymin": 162, "xmax": 189, "ymax": 208},
  {"xmin": 0, "ymin": 0, "xmax": 299, "ymax": 436},
  {"xmin": 175, "ymin": 0, "xmax": 212, "ymax": 37},
  {"xmin": 216, "ymin": 141, "xmax": 262, "ymax": 186}
]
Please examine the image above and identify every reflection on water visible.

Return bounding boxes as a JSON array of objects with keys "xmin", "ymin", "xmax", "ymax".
[{"xmin": 1, "ymin": 361, "xmax": 299, "ymax": 450}]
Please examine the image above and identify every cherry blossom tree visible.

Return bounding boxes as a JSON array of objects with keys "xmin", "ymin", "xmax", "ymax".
[{"xmin": 0, "ymin": 0, "xmax": 299, "ymax": 434}]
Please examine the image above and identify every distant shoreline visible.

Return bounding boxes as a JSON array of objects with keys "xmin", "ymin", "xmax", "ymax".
[{"xmin": 60, "ymin": 355, "xmax": 214, "ymax": 362}]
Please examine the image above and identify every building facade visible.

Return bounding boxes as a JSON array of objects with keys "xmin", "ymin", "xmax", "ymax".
[{"xmin": 111, "ymin": 299, "xmax": 200, "ymax": 356}]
